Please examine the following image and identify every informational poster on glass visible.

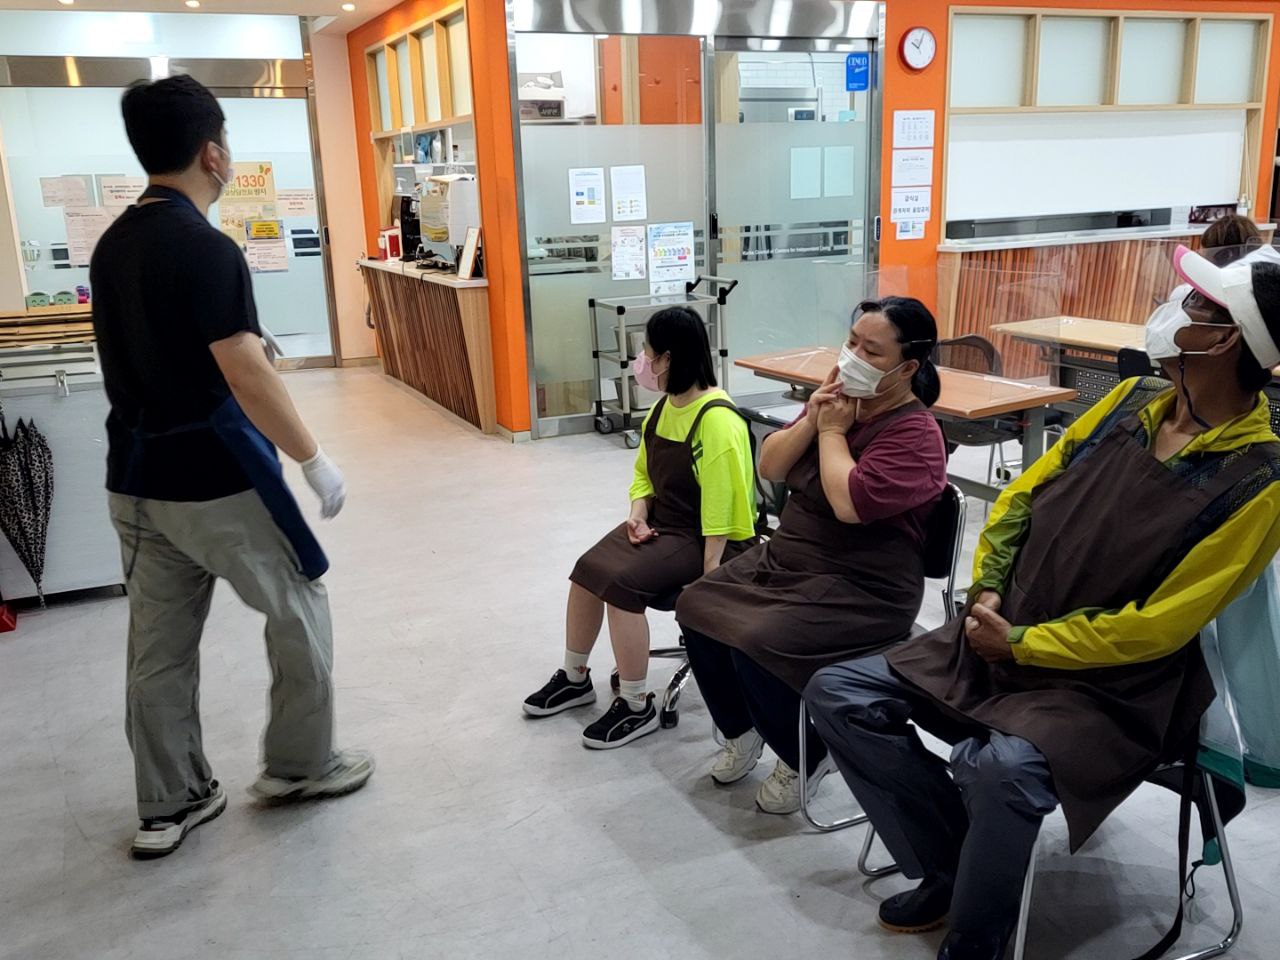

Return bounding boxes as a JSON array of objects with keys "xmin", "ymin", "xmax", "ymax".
[
  {"xmin": 39, "ymin": 175, "xmax": 91, "ymax": 208},
  {"xmin": 647, "ymin": 221, "xmax": 695, "ymax": 296},
  {"xmin": 98, "ymin": 176, "xmax": 147, "ymax": 208},
  {"xmin": 243, "ymin": 218, "xmax": 288, "ymax": 273},
  {"xmin": 611, "ymin": 225, "xmax": 647, "ymax": 281},
  {"xmin": 219, "ymin": 161, "xmax": 278, "ymax": 244},
  {"xmin": 63, "ymin": 207, "xmax": 115, "ymax": 265},
  {"xmin": 277, "ymin": 188, "xmax": 317, "ymax": 217},
  {"xmin": 610, "ymin": 165, "xmax": 647, "ymax": 222},
  {"xmin": 567, "ymin": 166, "xmax": 606, "ymax": 225}
]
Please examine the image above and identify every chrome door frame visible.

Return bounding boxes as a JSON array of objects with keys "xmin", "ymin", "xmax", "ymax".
[{"xmin": 506, "ymin": 0, "xmax": 884, "ymax": 440}]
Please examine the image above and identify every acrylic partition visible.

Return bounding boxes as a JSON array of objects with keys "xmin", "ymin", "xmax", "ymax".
[
  {"xmin": 0, "ymin": 87, "xmax": 331, "ymax": 359},
  {"xmin": 519, "ymin": 122, "xmax": 707, "ymax": 420},
  {"xmin": 943, "ymin": 261, "xmax": 1066, "ymax": 383}
]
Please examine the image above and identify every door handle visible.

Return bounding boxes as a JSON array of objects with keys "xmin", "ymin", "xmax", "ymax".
[
  {"xmin": 711, "ymin": 212, "xmax": 719, "ymax": 240},
  {"xmin": 874, "ymin": 216, "xmax": 882, "ymax": 242}
]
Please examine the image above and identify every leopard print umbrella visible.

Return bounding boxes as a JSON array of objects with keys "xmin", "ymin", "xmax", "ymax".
[{"xmin": 0, "ymin": 410, "xmax": 54, "ymax": 602}]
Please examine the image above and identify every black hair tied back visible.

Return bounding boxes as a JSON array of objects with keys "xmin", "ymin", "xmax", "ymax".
[{"xmin": 853, "ymin": 296, "xmax": 941, "ymax": 407}]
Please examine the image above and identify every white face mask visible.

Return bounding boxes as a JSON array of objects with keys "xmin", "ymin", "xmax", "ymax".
[
  {"xmin": 207, "ymin": 142, "xmax": 230, "ymax": 197},
  {"xmin": 838, "ymin": 343, "xmax": 904, "ymax": 399},
  {"xmin": 1144, "ymin": 295, "xmax": 1229, "ymax": 360}
]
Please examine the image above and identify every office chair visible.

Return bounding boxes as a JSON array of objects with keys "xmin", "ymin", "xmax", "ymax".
[{"xmin": 796, "ymin": 483, "xmax": 968, "ymax": 853}]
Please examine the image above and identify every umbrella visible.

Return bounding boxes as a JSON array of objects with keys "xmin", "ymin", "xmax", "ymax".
[{"xmin": 0, "ymin": 402, "xmax": 54, "ymax": 602}]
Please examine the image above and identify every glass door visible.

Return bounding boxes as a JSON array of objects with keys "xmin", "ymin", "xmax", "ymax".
[{"xmin": 709, "ymin": 40, "xmax": 879, "ymax": 396}]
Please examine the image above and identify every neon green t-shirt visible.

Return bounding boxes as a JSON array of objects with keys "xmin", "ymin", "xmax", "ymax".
[{"xmin": 628, "ymin": 389, "xmax": 757, "ymax": 541}]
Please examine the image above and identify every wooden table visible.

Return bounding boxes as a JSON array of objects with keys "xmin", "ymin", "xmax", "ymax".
[{"xmin": 736, "ymin": 346, "xmax": 1077, "ymax": 503}]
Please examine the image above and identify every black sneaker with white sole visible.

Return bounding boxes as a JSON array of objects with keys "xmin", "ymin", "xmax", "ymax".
[
  {"xmin": 131, "ymin": 781, "xmax": 227, "ymax": 860},
  {"xmin": 524, "ymin": 669, "xmax": 597, "ymax": 717},
  {"xmin": 581, "ymin": 694, "xmax": 659, "ymax": 749}
]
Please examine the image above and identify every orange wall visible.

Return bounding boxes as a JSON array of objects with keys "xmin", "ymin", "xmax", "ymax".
[
  {"xmin": 880, "ymin": 0, "xmax": 1280, "ymax": 309},
  {"xmin": 600, "ymin": 36, "xmax": 703, "ymax": 124},
  {"xmin": 346, "ymin": 0, "xmax": 531, "ymax": 433}
]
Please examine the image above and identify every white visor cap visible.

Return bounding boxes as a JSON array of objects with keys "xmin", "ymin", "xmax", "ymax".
[{"xmin": 1172, "ymin": 244, "xmax": 1280, "ymax": 370}]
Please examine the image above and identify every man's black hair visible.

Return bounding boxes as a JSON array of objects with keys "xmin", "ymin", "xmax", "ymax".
[{"xmin": 121, "ymin": 75, "xmax": 225, "ymax": 175}]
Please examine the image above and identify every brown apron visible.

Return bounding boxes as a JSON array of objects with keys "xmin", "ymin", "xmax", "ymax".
[
  {"xmin": 889, "ymin": 413, "xmax": 1279, "ymax": 850},
  {"xmin": 676, "ymin": 400, "xmax": 930, "ymax": 691},
  {"xmin": 570, "ymin": 396, "xmax": 747, "ymax": 613}
]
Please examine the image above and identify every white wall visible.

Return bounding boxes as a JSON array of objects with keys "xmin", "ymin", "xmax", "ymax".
[
  {"xmin": 311, "ymin": 32, "xmax": 376, "ymax": 360},
  {"xmin": 0, "ymin": 127, "xmax": 24, "ymax": 314}
]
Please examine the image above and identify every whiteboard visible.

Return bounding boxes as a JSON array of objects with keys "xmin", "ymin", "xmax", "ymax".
[{"xmin": 946, "ymin": 109, "xmax": 1246, "ymax": 221}]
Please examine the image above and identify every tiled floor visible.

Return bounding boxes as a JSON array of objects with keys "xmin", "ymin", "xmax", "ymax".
[{"xmin": 3, "ymin": 366, "xmax": 1277, "ymax": 960}]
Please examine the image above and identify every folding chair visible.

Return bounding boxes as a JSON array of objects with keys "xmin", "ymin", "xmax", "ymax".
[{"xmin": 796, "ymin": 483, "xmax": 968, "ymax": 860}]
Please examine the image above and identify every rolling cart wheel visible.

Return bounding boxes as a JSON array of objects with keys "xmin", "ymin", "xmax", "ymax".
[
  {"xmin": 610, "ymin": 669, "xmax": 620, "ymax": 692},
  {"xmin": 594, "ymin": 415, "xmax": 615, "ymax": 435},
  {"xmin": 660, "ymin": 708, "xmax": 679, "ymax": 729},
  {"xmin": 623, "ymin": 430, "xmax": 641, "ymax": 450}
]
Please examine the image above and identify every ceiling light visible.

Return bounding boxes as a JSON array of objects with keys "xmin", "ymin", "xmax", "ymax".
[
  {"xmin": 342, "ymin": 2, "xmax": 356, "ymax": 10},
  {"xmin": 186, "ymin": 0, "xmax": 200, "ymax": 6},
  {"xmin": 57, "ymin": 0, "xmax": 74, "ymax": 6}
]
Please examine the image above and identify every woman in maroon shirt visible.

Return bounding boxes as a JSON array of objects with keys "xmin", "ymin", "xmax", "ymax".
[{"xmin": 676, "ymin": 297, "xmax": 948, "ymax": 815}]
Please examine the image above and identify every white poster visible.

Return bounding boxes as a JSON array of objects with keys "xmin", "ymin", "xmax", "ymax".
[
  {"xmin": 891, "ymin": 149, "xmax": 933, "ymax": 187},
  {"xmin": 40, "ymin": 175, "xmax": 91, "ymax": 208},
  {"xmin": 789, "ymin": 147, "xmax": 822, "ymax": 200},
  {"xmin": 892, "ymin": 110, "xmax": 935, "ymax": 149},
  {"xmin": 611, "ymin": 225, "xmax": 647, "ymax": 281},
  {"xmin": 278, "ymin": 188, "xmax": 317, "ymax": 217},
  {"xmin": 823, "ymin": 146, "xmax": 856, "ymax": 198},
  {"xmin": 63, "ymin": 207, "xmax": 115, "ymax": 264},
  {"xmin": 99, "ymin": 176, "xmax": 146, "ymax": 208},
  {"xmin": 568, "ymin": 166, "xmax": 606, "ymax": 224},
  {"xmin": 647, "ymin": 221, "xmax": 696, "ymax": 297},
  {"xmin": 890, "ymin": 187, "xmax": 932, "ymax": 223},
  {"xmin": 895, "ymin": 219, "xmax": 926, "ymax": 241},
  {"xmin": 609, "ymin": 165, "xmax": 648, "ymax": 221},
  {"xmin": 245, "ymin": 236, "xmax": 289, "ymax": 273}
]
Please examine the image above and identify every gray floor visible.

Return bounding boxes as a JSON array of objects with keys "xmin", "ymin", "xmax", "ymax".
[{"xmin": 3, "ymin": 366, "xmax": 1278, "ymax": 960}]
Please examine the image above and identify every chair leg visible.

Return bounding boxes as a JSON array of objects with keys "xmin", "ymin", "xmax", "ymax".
[
  {"xmin": 798, "ymin": 701, "xmax": 867, "ymax": 833},
  {"xmin": 1011, "ymin": 829, "xmax": 1042, "ymax": 960},
  {"xmin": 857, "ymin": 826, "xmax": 901, "ymax": 879},
  {"xmin": 659, "ymin": 659, "xmax": 693, "ymax": 728},
  {"xmin": 1167, "ymin": 771, "xmax": 1244, "ymax": 960}
]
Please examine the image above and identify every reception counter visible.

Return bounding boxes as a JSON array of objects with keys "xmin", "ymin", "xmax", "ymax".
[{"xmin": 358, "ymin": 259, "xmax": 496, "ymax": 434}]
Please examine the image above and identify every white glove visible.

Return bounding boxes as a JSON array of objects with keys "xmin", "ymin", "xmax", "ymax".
[{"xmin": 301, "ymin": 446, "xmax": 346, "ymax": 519}]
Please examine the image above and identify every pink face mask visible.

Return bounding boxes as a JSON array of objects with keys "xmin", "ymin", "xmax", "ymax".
[{"xmin": 633, "ymin": 350, "xmax": 665, "ymax": 392}]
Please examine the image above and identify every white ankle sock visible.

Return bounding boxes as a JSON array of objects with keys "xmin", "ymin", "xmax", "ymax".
[
  {"xmin": 564, "ymin": 650, "xmax": 590, "ymax": 682},
  {"xmin": 618, "ymin": 678, "xmax": 649, "ymax": 711}
]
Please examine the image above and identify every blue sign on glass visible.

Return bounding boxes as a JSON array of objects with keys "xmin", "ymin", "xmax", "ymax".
[{"xmin": 846, "ymin": 52, "xmax": 870, "ymax": 92}]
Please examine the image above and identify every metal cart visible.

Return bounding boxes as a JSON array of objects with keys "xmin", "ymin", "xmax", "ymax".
[{"xmin": 588, "ymin": 275, "xmax": 739, "ymax": 448}]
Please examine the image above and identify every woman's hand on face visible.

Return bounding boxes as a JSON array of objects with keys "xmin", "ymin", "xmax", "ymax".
[
  {"xmin": 817, "ymin": 395, "xmax": 859, "ymax": 435},
  {"xmin": 626, "ymin": 517, "xmax": 658, "ymax": 545}
]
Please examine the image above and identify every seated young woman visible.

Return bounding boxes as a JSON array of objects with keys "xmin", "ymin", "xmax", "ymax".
[
  {"xmin": 674, "ymin": 297, "xmax": 948, "ymax": 813},
  {"xmin": 523, "ymin": 306, "xmax": 757, "ymax": 749}
]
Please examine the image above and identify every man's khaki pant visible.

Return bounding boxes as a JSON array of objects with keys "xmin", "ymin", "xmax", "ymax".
[{"xmin": 109, "ymin": 490, "xmax": 335, "ymax": 819}]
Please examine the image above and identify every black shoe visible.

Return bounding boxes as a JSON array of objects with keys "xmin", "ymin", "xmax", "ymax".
[
  {"xmin": 581, "ymin": 695, "xmax": 659, "ymax": 750},
  {"xmin": 524, "ymin": 669, "xmax": 597, "ymax": 717},
  {"xmin": 937, "ymin": 928, "xmax": 1010, "ymax": 960},
  {"xmin": 878, "ymin": 875, "xmax": 954, "ymax": 933}
]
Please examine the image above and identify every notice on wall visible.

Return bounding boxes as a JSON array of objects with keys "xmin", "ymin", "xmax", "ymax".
[
  {"xmin": 244, "ymin": 223, "xmax": 289, "ymax": 274},
  {"xmin": 647, "ymin": 221, "xmax": 696, "ymax": 296},
  {"xmin": 278, "ymin": 188, "xmax": 317, "ymax": 218},
  {"xmin": 63, "ymin": 207, "xmax": 115, "ymax": 264},
  {"xmin": 611, "ymin": 225, "xmax": 647, "ymax": 281},
  {"xmin": 99, "ymin": 175, "xmax": 146, "ymax": 208},
  {"xmin": 890, "ymin": 187, "xmax": 932, "ymax": 223},
  {"xmin": 40, "ymin": 175, "xmax": 91, "ymax": 208},
  {"xmin": 892, "ymin": 110, "xmax": 935, "ymax": 149},
  {"xmin": 568, "ymin": 166, "xmax": 606, "ymax": 225},
  {"xmin": 896, "ymin": 219, "xmax": 926, "ymax": 241},
  {"xmin": 891, "ymin": 149, "xmax": 933, "ymax": 187},
  {"xmin": 610, "ymin": 165, "xmax": 648, "ymax": 222}
]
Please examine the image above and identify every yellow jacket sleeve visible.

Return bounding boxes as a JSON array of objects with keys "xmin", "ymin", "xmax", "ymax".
[
  {"xmin": 1010, "ymin": 487, "xmax": 1280, "ymax": 668},
  {"xmin": 971, "ymin": 380, "xmax": 1137, "ymax": 595}
]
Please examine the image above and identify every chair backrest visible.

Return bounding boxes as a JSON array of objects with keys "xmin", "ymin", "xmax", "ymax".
[
  {"xmin": 1117, "ymin": 347, "xmax": 1160, "ymax": 380},
  {"xmin": 921, "ymin": 484, "xmax": 967, "ymax": 604},
  {"xmin": 934, "ymin": 335, "xmax": 1003, "ymax": 376}
]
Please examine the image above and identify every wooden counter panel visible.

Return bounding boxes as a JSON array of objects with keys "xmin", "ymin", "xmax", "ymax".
[{"xmin": 363, "ymin": 267, "xmax": 495, "ymax": 432}]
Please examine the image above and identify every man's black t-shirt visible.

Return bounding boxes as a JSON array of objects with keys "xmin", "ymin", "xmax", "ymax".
[{"xmin": 91, "ymin": 193, "xmax": 261, "ymax": 501}]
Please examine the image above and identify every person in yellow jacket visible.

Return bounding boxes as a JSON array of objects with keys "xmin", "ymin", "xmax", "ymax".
[{"xmin": 804, "ymin": 245, "xmax": 1280, "ymax": 960}]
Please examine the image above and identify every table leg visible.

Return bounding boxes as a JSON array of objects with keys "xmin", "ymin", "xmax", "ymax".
[{"xmin": 1023, "ymin": 407, "xmax": 1049, "ymax": 463}]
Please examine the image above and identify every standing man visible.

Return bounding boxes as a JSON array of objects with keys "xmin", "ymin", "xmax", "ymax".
[{"xmin": 91, "ymin": 75, "xmax": 373, "ymax": 860}]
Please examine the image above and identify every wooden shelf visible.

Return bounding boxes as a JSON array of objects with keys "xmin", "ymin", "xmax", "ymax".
[{"xmin": 371, "ymin": 114, "xmax": 475, "ymax": 141}]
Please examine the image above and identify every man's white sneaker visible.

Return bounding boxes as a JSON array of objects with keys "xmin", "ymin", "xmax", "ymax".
[
  {"xmin": 755, "ymin": 754, "xmax": 836, "ymax": 815},
  {"xmin": 249, "ymin": 750, "xmax": 375, "ymax": 803},
  {"xmin": 131, "ymin": 781, "xmax": 227, "ymax": 859},
  {"xmin": 710, "ymin": 730, "xmax": 766, "ymax": 784}
]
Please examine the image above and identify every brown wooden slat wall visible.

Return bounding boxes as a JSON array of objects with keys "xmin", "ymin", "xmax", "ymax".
[
  {"xmin": 364, "ymin": 269, "xmax": 481, "ymax": 428},
  {"xmin": 947, "ymin": 235, "xmax": 1201, "ymax": 379}
]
